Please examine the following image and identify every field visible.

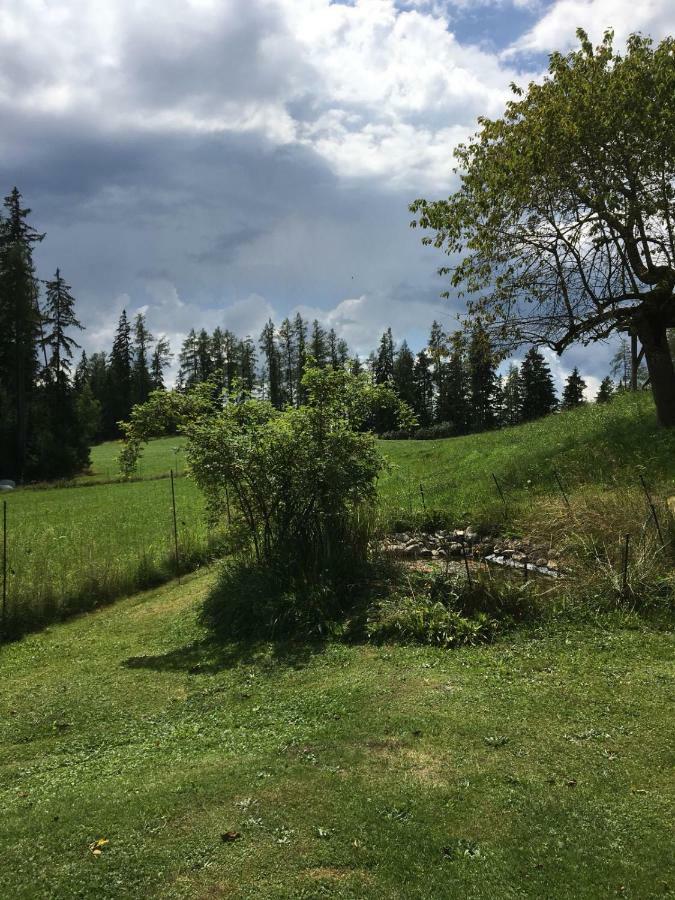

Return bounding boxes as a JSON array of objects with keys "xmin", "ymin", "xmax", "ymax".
[
  {"xmin": 3, "ymin": 393, "xmax": 675, "ymax": 638},
  {"xmin": 1, "ymin": 568, "xmax": 672, "ymax": 898}
]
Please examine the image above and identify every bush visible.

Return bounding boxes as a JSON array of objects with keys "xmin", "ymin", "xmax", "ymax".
[
  {"xmin": 366, "ymin": 570, "xmax": 539, "ymax": 647},
  {"xmin": 414, "ymin": 422, "xmax": 457, "ymax": 440}
]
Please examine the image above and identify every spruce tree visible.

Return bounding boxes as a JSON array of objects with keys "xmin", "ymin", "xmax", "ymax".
[
  {"xmin": 106, "ymin": 310, "xmax": 133, "ymax": 435},
  {"xmin": 373, "ymin": 328, "xmax": 395, "ymax": 384},
  {"xmin": 259, "ymin": 319, "xmax": 281, "ymax": 407},
  {"xmin": 427, "ymin": 320, "xmax": 448, "ymax": 420},
  {"xmin": 210, "ymin": 327, "xmax": 226, "ymax": 392},
  {"xmin": 239, "ymin": 336, "xmax": 257, "ymax": 395},
  {"xmin": 131, "ymin": 312, "xmax": 153, "ymax": 404},
  {"xmin": 596, "ymin": 376, "xmax": 614, "ymax": 404},
  {"xmin": 278, "ymin": 317, "xmax": 297, "ymax": 405},
  {"xmin": 437, "ymin": 332, "xmax": 470, "ymax": 434},
  {"xmin": 520, "ymin": 348, "xmax": 558, "ymax": 421},
  {"xmin": 196, "ymin": 329, "xmax": 213, "ymax": 383},
  {"xmin": 413, "ymin": 349, "xmax": 434, "ymax": 427},
  {"xmin": 222, "ymin": 329, "xmax": 239, "ymax": 393},
  {"xmin": 393, "ymin": 340, "xmax": 416, "ymax": 408},
  {"xmin": 561, "ymin": 367, "xmax": 587, "ymax": 409},
  {"xmin": 293, "ymin": 314, "xmax": 308, "ymax": 403},
  {"xmin": 502, "ymin": 364, "xmax": 523, "ymax": 425},
  {"xmin": 467, "ymin": 323, "xmax": 497, "ymax": 431},
  {"xmin": 309, "ymin": 320, "xmax": 329, "ymax": 368},
  {"xmin": 0, "ymin": 189, "xmax": 44, "ymax": 478},
  {"xmin": 178, "ymin": 329, "xmax": 200, "ymax": 388},
  {"xmin": 42, "ymin": 268, "xmax": 83, "ymax": 385},
  {"xmin": 150, "ymin": 336, "xmax": 172, "ymax": 391}
]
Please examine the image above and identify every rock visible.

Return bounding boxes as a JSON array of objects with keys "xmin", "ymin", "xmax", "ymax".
[
  {"xmin": 512, "ymin": 552, "xmax": 526, "ymax": 563},
  {"xmin": 547, "ymin": 560, "xmax": 558, "ymax": 570},
  {"xmin": 419, "ymin": 548, "xmax": 433, "ymax": 559},
  {"xmin": 435, "ymin": 549, "xmax": 447, "ymax": 559},
  {"xmin": 501, "ymin": 549, "xmax": 514, "ymax": 558},
  {"xmin": 535, "ymin": 558, "xmax": 547, "ymax": 568},
  {"xmin": 405, "ymin": 543, "xmax": 423, "ymax": 557}
]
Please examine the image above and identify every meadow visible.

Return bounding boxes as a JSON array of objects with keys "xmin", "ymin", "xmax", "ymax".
[
  {"xmin": 1, "ymin": 568, "xmax": 672, "ymax": 898},
  {"xmin": 2, "ymin": 393, "xmax": 675, "ymax": 639}
]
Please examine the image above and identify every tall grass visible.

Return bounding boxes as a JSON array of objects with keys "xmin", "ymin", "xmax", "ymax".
[
  {"xmin": 2, "ymin": 475, "xmax": 224, "ymax": 638},
  {"xmin": 377, "ymin": 393, "xmax": 675, "ymax": 531}
]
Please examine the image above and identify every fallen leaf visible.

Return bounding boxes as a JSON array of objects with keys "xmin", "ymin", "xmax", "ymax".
[{"xmin": 221, "ymin": 831, "xmax": 241, "ymax": 843}]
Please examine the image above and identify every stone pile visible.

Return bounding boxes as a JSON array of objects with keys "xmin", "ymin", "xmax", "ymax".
[{"xmin": 381, "ymin": 530, "xmax": 563, "ymax": 574}]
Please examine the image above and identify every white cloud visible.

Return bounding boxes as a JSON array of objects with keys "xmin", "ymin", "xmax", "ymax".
[
  {"xmin": 507, "ymin": 0, "xmax": 675, "ymax": 56},
  {"xmin": 0, "ymin": 0, "xmax": 531, "ymax": 192}
]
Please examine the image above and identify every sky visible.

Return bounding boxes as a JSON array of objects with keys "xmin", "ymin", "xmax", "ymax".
[{"xmin": 1, "ymin": 0, "xmax": 674, "ymax": 396}]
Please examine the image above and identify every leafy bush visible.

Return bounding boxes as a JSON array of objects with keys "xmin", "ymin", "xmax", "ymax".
[
  {"xmin": 366, "ymin": 570, "xmax": 539, "ymax": 648},
  {"xmin": 414, "ymin": 422, "xmax": 457, "ymax": 440}
]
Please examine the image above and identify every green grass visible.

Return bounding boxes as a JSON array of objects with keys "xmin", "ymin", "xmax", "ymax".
[
  {"xmin": 4, "ymin": 394, "xmax": 675, "ymax": 638},
  {"xmin": 2, "ymin": 473, "xmax": 219, "ymax": 637},
  {"xmin": 1, "ymin": 568, "xmax": 672, "ymax": 898},
  {"xmin": 377, "ymin": 392, "xmax": 675, "ymax": 531},
  {"xmin": 76, "ymin": 435, "xmax": 188, "ymax": 485}
]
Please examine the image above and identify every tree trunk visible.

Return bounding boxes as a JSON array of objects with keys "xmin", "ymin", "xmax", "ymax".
[{"xmin": 637, "ymin": 317, "xmax": 675, "ymax": 427}]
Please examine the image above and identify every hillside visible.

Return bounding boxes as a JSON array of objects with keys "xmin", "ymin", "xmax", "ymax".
[{"xmin": 1, "ymin": 569, "xmax": 672, "ymax": 899}]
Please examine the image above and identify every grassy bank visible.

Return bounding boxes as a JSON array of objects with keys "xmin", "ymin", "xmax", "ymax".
[
  {"xmin": 1, "ymin": 569, "xmax": 672, "ymax": 899},
  {"xmin": 3, "ymin": 394, "xmax": 674, "ymax": 638},
  {"xmin": 378, "ymin": 392, "xmax": 675, "ymax": 537}
]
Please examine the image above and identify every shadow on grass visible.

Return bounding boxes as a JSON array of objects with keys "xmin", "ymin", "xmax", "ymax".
[{"xmin": 123, "ymin": 634, "xmax": 325, "ymax": 675}]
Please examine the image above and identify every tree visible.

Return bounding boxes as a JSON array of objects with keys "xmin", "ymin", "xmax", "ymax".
[
  {"xmin": 596, "ymin": 376, "xmax": 614, "ymax": 404},
  {"xmin": 467, "ymin": 322, "xmax": 497, "ymax": 431},
  {"xmin": 178, "ymin": 329, "xmax": 200, "ymax": 388},
  {"xmin": 437, "ymin": 332, "xmax": 470, "ymax": 433},
  {"xmin": 106, "ymin": 310, "xmax": 133, "ymax": 435},
  {"xmin": 412, "ymin": 349, "xmax": 434, "ymax": 427},
  {"xmin": 150, "ymin": 336, "xmax": 172, "ymax": 391},
  {"xmin": 294, "ymin": 313, "xmax": 308, "ymax": 404},
  {"xmin": 502, "ymin": 364, "xmax": 523, "ymax": 426},
  {"xmin": 309, "ymin": 320, "xmax": 329, "ymax": 368},
  {"xmin": 393, "ymin": 340, "xmax": 416, "ymax": 409},
  {"xmin": 240, "ymin": 337, "xmax": 257, "ymax": 396},
  {"xmin": 520, "ymin": 348, "xmax": 557, "ymax": 421},
  {"xmin": 132, "ymin": 312, "xmax": 153, "ymax": 404},
  {"xmin": 561, "ymin": 367, "xmax": 587, "ymax": 409},
  {"xmin": 427, "ymin": 320, "xmax": 447, "ymax": 417},
  {"xmin": 0, "ymin": 189, "xmax": 44, "ymax": 479},
  {"xmin": 278, "ymin": 317, "xmax": 297, "ymax": 406},
  {"xmin": 411, "ymin": 31, "xmax": 675, "ymax": 426},
  {"xmin": 259, "ymin": 320, "xmax": 281, "ymax": 407},
  {"xmin": 42, "ymin": 268, "xmax": 82, "ymax": 385},
  {"xmin": 373, "ymin": 328, "xmax": 395, "ymax": 385}
]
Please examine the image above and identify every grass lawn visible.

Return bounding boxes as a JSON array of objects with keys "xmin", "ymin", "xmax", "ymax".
[
  {"xmin": 77, "ymin": 435, "xmax": 189, "ymax": 485},
  {"xmin": 1, "ymin": 568, "xmax": 672, "ymax": 899}
]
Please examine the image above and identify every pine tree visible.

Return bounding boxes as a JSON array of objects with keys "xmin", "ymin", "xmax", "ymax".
[
  {"xmin": 240, "ymin": 336, "xmax": 257, "ymax": 395},
  {"xmin": 131, "ymin": 312, "xmax": 153, "ymax": 405},
  {"xmin": 467, "ymin": 323, "xmax": 497, "ymax": 431},
  {"xmin": 520, "ymin": 348, "xmax": 558, "ymax": 421},
  {"xmin": 278, "ymin": 317, "xmax": 297, "ymax": 405},
  {"xmin": 596, "ymin": 376, "xmax": 614, "ymax": 404},
  {"xmin": 437, "ymin": 332, "xmax": 470, "ymax": 434},
  {"xmin": 373, "ymin": 328, "xmax": 395, "ymax": 384},
  {"xmin": 222, "ymin": 329, "xmax": 239, "ymax": 393},
  {"xmin": 561, "ymin": 367, "xmax": 587, "ymax": 409},
  {"xmin": 259, "ymin": 319, "xmax": 281, "ymax": 407},
  {"xmin": 427, "ymin": 320, "xmax": 448, "ymax": 421},
  {"xmin": 293, "ymin": 314, "xmax": 308, "ymax": 404},
  {"xmin": 196, "ymin": 329, "xmax": 213, "ymax": 383},
  {"xmin": 150, "ymin": 336, "xmax": 172, "ymax": 390},
  {"xmin": 106, "ymin": 310, "xmax": 133, "ymax": 435},
  {"xmin": 73, "ymin": 350, "xmax": 89, "ymax": 392},
  {"xmin": 502, "ymin": 364, "xmax": 523, "ymax": 426},
  {"xmin": 393, "ymin": 340, "xmax": 416, "ymax": 408},
  {"xmin": 0, "ymin": 188, "xmax": 44, "ymax": 478},
  {"xmin": 412, "ymin": 349, "xmax": 434, "ymax": 427},
  {"xmin": 309, "ymin": 320, "xmax": 329, "ymax": 368},
  {"xmin": 178, "ymin": 329, "xmax": 200, "ymax": 388},
  {"xmin": 210, "ymin": 327, "xmax": 226, "ymax": 392},
  {"xmin": 41, "ymin": 268, "xmax": 83, "ymax": 385}
]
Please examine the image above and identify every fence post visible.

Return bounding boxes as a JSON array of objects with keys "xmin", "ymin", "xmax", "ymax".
[
  {"xmin": 492, "ymin": 473, "xmax": 507, "ymax": 514},
  {"xmin": 2, "ymin": 500, "xmax": 6, "ymax": 638},
  {"xmin": 621, "ymin": 533, "xmax": 630, "ymax": 596},
  {"xmin": 638, "ymin": 473, "xmax": 665, "ymax": 547},
  {"xmin": 170, "ymin": 469, "xmax": 180, "ymax": 580},
  {"xmin": 461, "ymin": 538, "xmax": 473, "ymax": 588},
  {"xmin": 554, "ymin": 470, "xmax": 571, "ymax": 511}
]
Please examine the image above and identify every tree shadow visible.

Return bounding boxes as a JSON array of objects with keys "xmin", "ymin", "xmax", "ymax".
[{"xmin": 123, "ymin": 634, "xmax": 326, "ymax": 675}]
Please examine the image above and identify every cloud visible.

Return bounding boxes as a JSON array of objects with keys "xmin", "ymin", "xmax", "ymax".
[{"xmin": 506, "ymin": 0, "xmax": 675, "ymax": 56}]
